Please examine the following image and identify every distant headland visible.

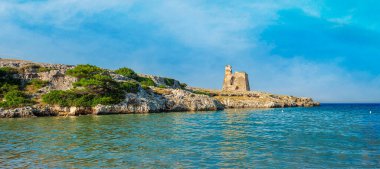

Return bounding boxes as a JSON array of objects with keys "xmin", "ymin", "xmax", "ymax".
[{"xmin": 0, "ymin": 58, "xmax": 319, "ymax": 118}]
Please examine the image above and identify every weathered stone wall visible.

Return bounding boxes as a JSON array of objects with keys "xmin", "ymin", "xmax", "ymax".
[{"xmin": 222, "ymin": 65, "xmax": 250, "ymax": 91}]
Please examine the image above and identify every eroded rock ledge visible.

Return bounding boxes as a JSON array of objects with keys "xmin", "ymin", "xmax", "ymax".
[
  {"xmin": 0, "ymin": 58, "xmax": 319, "ymax": 118},
  {"xmin": 188, "ymin": 87, "xmax": 319, "ymax": 108}
]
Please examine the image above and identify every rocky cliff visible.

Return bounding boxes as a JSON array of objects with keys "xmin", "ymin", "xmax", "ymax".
[
  {"xmin": 0, "ymin": 58, "xmax": 319, "ymax": 118},
  {"xmin": 189, "ymin": 88, "xmax": 319, "ymax": 108}
]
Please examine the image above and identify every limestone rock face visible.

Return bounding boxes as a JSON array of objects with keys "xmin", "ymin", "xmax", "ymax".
[
  {"xmin": 0, "ymin": 58, "xmax": 320, "ymax": 118},
  {"xmin": 0, "ymin": 106, "xmax": 58, "ymax": 118},
  {"xmin": 0, "ymin": 58, "xmax": 73, "ymax": 69},
  {"xmin": 38, "ymin": 70, "xmax": 77, "ymax": 90},
  {"xmin": 0, "ymin": 107, "xmax": 35, "ymax": 118},
  {"xmin": 163, "ymin": 89, "xmax": 224, "ymax": 111},
  {"xmin": 213, "ymin": 91, "xmax": 319, "ymax": 108},
  {"xmin": 94, "ymin": 90, "xmax": 167, "ymax": 114},
  {"xmin": 94, "ymin": 89, "xmax": 223, "ymax": 115},
  {"xmin": 1, "ymin": 58, "xmax": 76, "ymax": 91}
]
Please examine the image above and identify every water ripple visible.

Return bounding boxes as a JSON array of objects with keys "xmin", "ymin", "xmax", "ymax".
[{"xmin": 1, "ymin": 104, "xmax": 379, "ymax": 168}]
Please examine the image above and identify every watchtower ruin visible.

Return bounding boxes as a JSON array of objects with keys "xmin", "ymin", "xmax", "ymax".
[{"xmin": 222, "ymin": 65, "xmax": 250, "ymax": 91}]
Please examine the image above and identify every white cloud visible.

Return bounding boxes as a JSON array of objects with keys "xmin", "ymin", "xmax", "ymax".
[
  {"xmin": 247, "ymin": 57, "xmax": 380, "ymax": 103},
  {"xmin": 328, "ymin": 15, "xmax": 353, "ymax": 25},
  {"xmin": 0, "ymin": 0, "xmax": 379, "ymax": 102},
  {"xmin": 0, "ymin": 0, "xmax": 134, "ymax": 29},
  {"xmin": 0, "ymin": 0, "xmax": 322, "ymax": 53}
]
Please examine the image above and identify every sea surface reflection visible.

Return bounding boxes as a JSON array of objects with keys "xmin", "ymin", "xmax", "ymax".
[{"xmin": 1, "ymin": 104, "xmax": 379, "ymax": 168}]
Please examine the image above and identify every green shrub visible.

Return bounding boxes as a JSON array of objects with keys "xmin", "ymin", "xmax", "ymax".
[
  {"xmin": 137, "ymin": 77, "xmax": 155, "ymax": 87},
  {"xmin": 193, "ymin": 90, "xmax": 211, "ymax": 96},
  {"xmin": 0, "ymin": 90, "xmax": 31, "ymax": 108},
  {"xmin": 66, "ymin": 64, "xmax": 106, "ymax": 79},
  {"xmin": 180, "ymin": 83, "xmax": 187, "ymax": 89},
  {"xmin": 37, "ymin": 67, "xmax": 52, "ymax": 72},
  {"xmin": 163, "ymin": 78, "xmax": 175, "ymax": 86},
  {"xmin": 42, "ymin": 64, "xmax": 136, "ymax": 107},
  {"xmin": 114, "ymin": 67, "xmax": 138, "ymax": 79},
  {"xmin": 0, "ymin": 67, "xmax": 33, "ymax": 108},
  {"xmin": 0, "ymin": 83, "xmax": 19, "ymax": 96},
  {"xmin": 0, "ymin": 67, "xmax": 18, "ymax": 76},
  {"xmin": 120, "ymin": 81, "xmax": 140, "ymax": 93},
  {"xmin": 0, "ymin": 67, "xmax": 21, "ymax": 87},
  {"xmin": 68, "ymin": 65, "xmax": 122, "ymax": 94},
  {"xmin": 141, "ymin": 85, "xmax": 150, "ymax": 90},
  {"xmin": 72, "ymin": 94, "xmax": 97, "ymax": 107},
  {"xmin": 73, "ymin": 78, "xmax": 104, "ymax": 88},
  {"xmin": 92, "ymin": 96, "xmax": 121, "ymax": 106},
  {"xmin": 0, "ymin": 67, "xmax": 22, "ymax": 98},
  {"xmin": 42, "ymin": 90, "xmax": 76, "ymax": 107},
  {"xmin": 27, "ymin": 79, "xmax": 49, "ymax": 89},
  {"xmin": 43, "ymin": 64, "xmax": 144, "ymax": 107},
  {"xmin": 42, "ymin": 90, "xmax": 124, "ymax": 107},
  {"xmin": 158, "ymin": 85, "xmax": 166, "ymax": 88}
]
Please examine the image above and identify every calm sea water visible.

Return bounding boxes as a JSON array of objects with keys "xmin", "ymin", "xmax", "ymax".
[{"xmin": 0, "ymin": 104, "xmax": 379, "ymax": 168}]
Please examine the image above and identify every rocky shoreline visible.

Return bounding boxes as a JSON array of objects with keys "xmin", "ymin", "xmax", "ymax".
[{"xmin": 0, "ymin": 58, "xmax": 319, "ymax": 118}]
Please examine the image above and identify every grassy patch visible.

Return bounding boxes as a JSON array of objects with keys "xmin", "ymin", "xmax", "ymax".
[
  {"xmin": 42, "ymin": 90, "xmax": 122, "ymax": 107},
  {"xmin": 0, "ymin": 88, "xmax": 32, "ymax": 109},
  {"xmin": 114, "ymin": 67, "xmax": 138, "ymax": 79},
  {"xmin": 180, "ymin": 83, "xmax": 187, "ymax": 89},
  {"xmin": 66, "ymin": 64, "xmax": 106, "ymax": 79},
  {"xmin": 158, "ymin": 85, "xmax": 166, "ymax": 89},
  {"xmin": 192, "ymin": 90, "xmax": 212, "ymax": 96},
  {"xmin": 37, "ymin": 67, "xmax": 52, "ymax": 72},
  {"xmin": 0, "ymin": 67, "xmax": 31, "ymax": 109},
  {"xmin": 26, "ymin": 79, "xmax": 49, "ymax": 92},
  {"xmin": 163, "ymin": 78, "xmax": 175, "ymax": 86},
  {"xmin": 120, "ymin": 81, "xmax": 140, "ymax": 93},
  {"xmin": 137, "ymin": 77, "xmax": 156, "ymax": 87}
]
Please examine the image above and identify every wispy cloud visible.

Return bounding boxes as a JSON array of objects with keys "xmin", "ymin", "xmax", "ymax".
[
  {"xmin": 0, "ymin": 0, "xmax": 134, "ymax": 28},
  {"xmin": 0, "ymin": 0, "xmax": 379, "ymax": 102}
]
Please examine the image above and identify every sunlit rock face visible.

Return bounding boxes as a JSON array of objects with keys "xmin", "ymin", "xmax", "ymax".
[
  {"xmin": 93, "ymin": 89, "xmax": 224, "ymax": 115},
  {"xmin": 0, "ymin": 58, "xmax": 319, "ymax": 118}
]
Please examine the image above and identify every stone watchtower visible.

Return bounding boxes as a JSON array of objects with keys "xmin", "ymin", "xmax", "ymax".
[{"xmin": 222, "ymin": 65, "xmax": 250, "ymax": 91}]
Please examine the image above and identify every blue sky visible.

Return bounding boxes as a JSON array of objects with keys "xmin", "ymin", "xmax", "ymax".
[{"xmin": 0, "ymin": 0, "xmax": 379, "ymax": 103}]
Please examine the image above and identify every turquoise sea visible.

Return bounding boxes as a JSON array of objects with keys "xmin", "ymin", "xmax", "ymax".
[{"xmin": 1, "ymin": 104, "xmax": 379, "ymax": 168}]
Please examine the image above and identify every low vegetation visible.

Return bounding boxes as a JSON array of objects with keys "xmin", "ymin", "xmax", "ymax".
[
  {"xmin": 1, "ymin": 63, "xmax": 181, "ymax": 109},
  {"xmin": 192, "ymin": 90, "xmax": 212, "ymax": 96},
  {"xmin": 20, "ymin": 64, "xmax": 53, "ymax": 73},
  {"xmin": 114, "ymin": 67, "xmax": 138, "ymax": 79},
  {"xmin": 42, "ymin": 65, "xmax": 141, "ymax": 107},
  {"xmin": 26, "ymin": 79, "xmax": 49, "ymax": 92},
  {"xmin": 180, "ymin": 83, "xmax": 187, "ymax": 89},
  {"xmin": 163, "ymin": 78, "xmax": 175, "ymax": 86},
  {"xmin": 0, "ymin": 90, "xmax": 32, "ymax": 108},
  {"xmin": 115, "ymin": 67, "xmax": 156, "ymax": 87},
  {"xmin": 42, "ymin": 90, "xmax": 123, "ymax": 107},
  {"xmin": 66, "ymin": 64, "xmax": 106, "ymax": 79},
  {"xmin": 137, "ymin": 77, "xmax": 155, "ymax": 87},
  {"xmin": 158, "ymin": 84, "xmax": 166, "ymax": 89},
  {"xmin": 0, "ymin": 67, "xmax": 32, "ymax": 108}
]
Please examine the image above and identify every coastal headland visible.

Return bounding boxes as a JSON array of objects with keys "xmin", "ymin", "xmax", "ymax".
[{"xmin": 0, "ymin": 58, "xmax": 319, "ymax": 118}]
